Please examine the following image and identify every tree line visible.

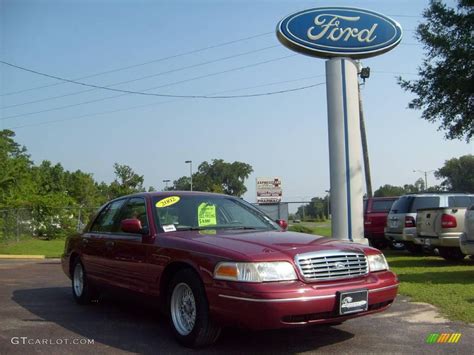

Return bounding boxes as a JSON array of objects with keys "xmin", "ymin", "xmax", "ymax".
[{"xmin": 0, "ymin": 130, "xmax": 253, "ymax": 239}]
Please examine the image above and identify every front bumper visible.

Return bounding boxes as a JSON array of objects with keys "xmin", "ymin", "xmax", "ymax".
[
  {"xmin": 207, "ymin": 271, "xmax": 398, "ymax": 330},
  {"xmin": 460, "ymin": 233, "xmax": 474, "ymax": 255}
]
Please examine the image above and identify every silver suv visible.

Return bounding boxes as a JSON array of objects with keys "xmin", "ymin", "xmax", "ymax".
[{"xmin": 384, "ymin": 193, "xmax": 472, "ymax": 253}]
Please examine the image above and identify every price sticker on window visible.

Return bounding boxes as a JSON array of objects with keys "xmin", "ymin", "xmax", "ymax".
[{"xmin": 198, "ymin": 203, "xmax": 217, "ymax": 227}]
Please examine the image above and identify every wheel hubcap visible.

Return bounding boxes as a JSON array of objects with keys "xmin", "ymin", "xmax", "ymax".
[
  {"xmin": 170, "ymin": 283, "xmax": 196, "ymax": 336},
  {"xmin": 73, "ymin": 263, "xmax": 84, "ymax": 297}
]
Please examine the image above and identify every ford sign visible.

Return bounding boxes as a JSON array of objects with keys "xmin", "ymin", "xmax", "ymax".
[{"xmin": 277, "ymin": 7, "xmax": 403, "ymax": 59}]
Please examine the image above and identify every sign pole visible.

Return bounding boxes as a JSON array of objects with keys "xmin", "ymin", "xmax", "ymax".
[{"xmin": 326, "ymin": 57, "xmax": 365, "ymax": 243}]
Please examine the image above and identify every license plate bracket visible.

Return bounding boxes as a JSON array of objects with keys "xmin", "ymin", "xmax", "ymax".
[{"xmin": 338, "ymin": 289, "xmax": 368, "ymax": 315}]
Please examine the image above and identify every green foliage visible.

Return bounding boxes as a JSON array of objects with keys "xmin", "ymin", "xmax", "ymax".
[
  {"xmin": 296, "ymin": 196, "xmax": 329, "ymax": 220},
  {"xmin": 435, "ymin": 154, "xmax": 474, "ymax": 192},
  {"xmin": 108, "ymin": 163, "xmax": 145, "ymax": 199},
  {"xmin": 168, "ymin": 159, "xmax": 253, "ymax": 197},
  {"xmin": 398, "ymin": 0, "xmax": 473, "ymax": 141}
]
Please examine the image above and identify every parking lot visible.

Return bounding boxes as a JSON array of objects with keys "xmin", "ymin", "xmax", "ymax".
[{"xmin": 0, "ymin": 259, "xmax": 473, "ymax": 354}]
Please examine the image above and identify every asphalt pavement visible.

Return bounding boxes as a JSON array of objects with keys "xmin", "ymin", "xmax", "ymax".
[{"xmin": 0, "ymin": 259, "xmax": 472, "ymax": 354}]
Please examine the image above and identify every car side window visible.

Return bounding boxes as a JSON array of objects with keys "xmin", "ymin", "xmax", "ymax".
[
  {"xmin": 90, "ymin": 200, "xmax": 126, "ymax": 233},
  {"xmin": 119, "ymin": 197, "xmax": 149, "ymax": 232}
]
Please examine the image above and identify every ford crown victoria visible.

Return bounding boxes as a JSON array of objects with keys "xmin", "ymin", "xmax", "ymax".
[{"xmin": 62, "ymin": 192, "xmax": 399, "ymax": 347}]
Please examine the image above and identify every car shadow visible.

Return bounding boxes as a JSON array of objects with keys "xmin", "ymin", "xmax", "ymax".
[{"xmin": 13, "ymin": 287, "xmax": 354, "ymax": 354}]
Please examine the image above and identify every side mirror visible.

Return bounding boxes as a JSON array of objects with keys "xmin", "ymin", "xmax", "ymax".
[
  {"xmin": 276, "ymin": 219, "xmax": 288, "ymax": 231},
  {"xmin": 121, "ymin": 218, "xmax": 144, "ymax": 234}
]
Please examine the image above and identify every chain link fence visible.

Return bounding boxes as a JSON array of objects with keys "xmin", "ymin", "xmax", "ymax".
[{"xmin": 0, "ymin": 206, "xmax": 99, "ymax": 242}]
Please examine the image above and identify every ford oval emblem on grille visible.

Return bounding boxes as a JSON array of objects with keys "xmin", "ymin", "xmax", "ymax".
[{"xmin": 334, "ymin": 262, "xmax": 346, "ymax": 269}]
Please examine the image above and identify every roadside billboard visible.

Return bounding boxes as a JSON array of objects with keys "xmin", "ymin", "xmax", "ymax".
[{"xmin": 256, "ymin": 177, "xmax": 282, "ymax": 204}]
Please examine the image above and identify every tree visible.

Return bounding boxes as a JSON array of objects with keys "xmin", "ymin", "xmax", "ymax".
[
  {"xmin": 374, "ymin": 179, "xmax": 429, "ymax": 197},
  {"xmin": 398, "ymin": 0, "xmax": 473, "ymax": 141},
  {"xmin": 168, "ymin": 159, "xmax": 253, "ymax": 197},
  {"xmin": 435, "ymin": 154, "xmax": 474, "ymax": 192},
  {"xmin": 0, "ymin": 130, "xmax": 34, "ymax": 208},
  {"xmin": 108, "ymin": 163, "xmax": 145, "ymax": 198}
]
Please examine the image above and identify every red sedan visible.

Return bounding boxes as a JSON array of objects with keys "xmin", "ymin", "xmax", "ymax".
[{"xmin": 61, "ymin": 192, "xmax": 398, "ymax": 348}]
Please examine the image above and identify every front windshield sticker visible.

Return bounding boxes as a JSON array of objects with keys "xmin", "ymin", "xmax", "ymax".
[
  {"xmin": 156, "ymin": 196, "xmax": 180, "ymax": 208},
  {"xmin": 162, "ymin": 224, "xmax": 176, "ymax": 232},
  {"xmin": 198, "ymin": 203, "xmax": 217, "ymax": 227}
]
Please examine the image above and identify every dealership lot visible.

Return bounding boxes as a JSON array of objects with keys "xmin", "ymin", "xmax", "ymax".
[{"xmin": 0, "ymin": 259, "xmax": 472, "ymax": 354}]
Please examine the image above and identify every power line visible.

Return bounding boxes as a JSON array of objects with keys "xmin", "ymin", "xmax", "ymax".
[
  {"xmin": 8, "ymin": 76, "xmax": 326, "ymax": 129},
  {"xmin": 0, "ymin": 54, "xmax": 298, "ymax": 121},
  {"xmin": 1, "ymin": 45, "xmax": 280, "ymax": 109},
  {"xmin": 0, "ymin": 31, "xmax": 273, "ymax": 97}
]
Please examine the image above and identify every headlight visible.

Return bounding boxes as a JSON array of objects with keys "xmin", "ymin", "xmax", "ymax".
[
  {"xmin": 367, "ymin": 253, "xmax": 389, "ymax": 272},
  {"xmin": 214, "ymin": 261, "xmax": 297, "ymax": 282}
]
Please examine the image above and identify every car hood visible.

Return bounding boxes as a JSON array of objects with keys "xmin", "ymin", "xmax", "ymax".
[{"xmin": 175, "ymin": 229, "xmax": 370, "ymax": 259}]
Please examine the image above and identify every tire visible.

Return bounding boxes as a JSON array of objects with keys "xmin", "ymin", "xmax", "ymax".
[
  {"xmin": 368, "ymin": 238, "xmax": 388, "ymax": 250},
  {"xmin": 438, "ymin": 247, "xmax": 466, "ymax": 261},
  {"xmin": 389, "ymin": 241, "xmax": 406, "ymax": 251},
  {"xmin": 168, "ymin": 269, "xmax": 221, "ymax": 348},
  {"xmin": 405, "ymin": 242, "xmax": 423, "ymax": 254},
  {"xmin": 71, "ymin": 258, "xmax": 98, "ymax": 305}
]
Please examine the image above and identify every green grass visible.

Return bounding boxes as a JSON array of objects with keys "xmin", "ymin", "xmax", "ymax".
[
  {"xmin": 288, "ymin": 221, "xmax": 332, "ymax": 237},
  {"xmin": 384, "ymin": 250, "xmax": 474, "ymax": 323},
  {"xmin": 0, "ymin": 238, "xmax": 65, "ymax": 258}
]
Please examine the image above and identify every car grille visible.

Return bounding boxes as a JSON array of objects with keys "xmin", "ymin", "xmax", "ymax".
[{"xmin": 295, "ymin": 251, "xmax": 368, "ymax": 281}]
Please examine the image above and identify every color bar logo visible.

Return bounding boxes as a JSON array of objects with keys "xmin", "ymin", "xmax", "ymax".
[{"xmin": 426, "ymin": 333, "xmax": 462, "ymax": 344}]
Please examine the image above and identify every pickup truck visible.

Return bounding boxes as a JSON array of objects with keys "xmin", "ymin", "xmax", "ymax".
[{"xmin": 415, "ymin": 206, "xmax": 470, "ymax": 260}]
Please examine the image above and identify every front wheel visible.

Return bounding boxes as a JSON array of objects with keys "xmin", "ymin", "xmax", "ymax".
[{"xmin": 168, "ymin": 269, "xmax": 221, "ymax": 348}]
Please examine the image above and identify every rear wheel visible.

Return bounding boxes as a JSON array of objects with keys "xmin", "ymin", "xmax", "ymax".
[
  {"xmin": 71, "ymin": 258, "xmax": 98, "ymax": 304},
  {"xmin": 405, "ymin": 242, "xmax": 423, "ymax": 254},
  {"xmin": 168, "ymin": 269, "xmax": 221, "ymax": 348},
  {"xmin": 389, "ymin": 241, "xmax": 405, "ymax": 251},
  {"xmin": 368, "ymin": 238, "xmax": 388, "ymax": 250},
  {"xmin": 438, "ymin": 247, "xmax": 465, "ymax": 261}
]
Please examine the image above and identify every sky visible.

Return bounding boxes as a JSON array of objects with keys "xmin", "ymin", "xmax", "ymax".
[{"xmin": 1, "ymin": 0, "xmax": 472, "ymax": 211}]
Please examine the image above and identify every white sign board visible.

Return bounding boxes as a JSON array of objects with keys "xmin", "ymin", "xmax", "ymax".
[{"xmin": 256, "ymin": 177, "xmax": 282, "ymax": 204}]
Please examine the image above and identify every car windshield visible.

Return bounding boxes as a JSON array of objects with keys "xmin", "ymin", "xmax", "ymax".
[{"xmin": 153, "ymin": 195, "xmax": 280, "ymax": 232}]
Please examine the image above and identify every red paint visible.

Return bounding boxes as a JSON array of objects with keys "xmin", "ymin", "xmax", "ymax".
[{"xmin": 62, "ymin": 192, "xmax": 399, "ymax": 330}]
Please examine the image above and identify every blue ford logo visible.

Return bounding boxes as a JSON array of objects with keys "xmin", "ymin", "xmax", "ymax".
[{"xmin": 277, "ymin": 7, "xmax": 403, "ymax": 59}]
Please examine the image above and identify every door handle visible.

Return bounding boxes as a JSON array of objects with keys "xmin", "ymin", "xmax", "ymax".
[
  {"xmin": 82, "ymin": 238, "xmax": 89, "ymax": 246},
  {"xmin": 105, "ymin": 240, "xmax": 115, "ymax": 248}
]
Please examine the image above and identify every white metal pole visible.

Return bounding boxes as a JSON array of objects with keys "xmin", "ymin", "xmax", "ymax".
[{"xmin": 325, "ymin": 57, "xmax": 365, "ymax": 243}]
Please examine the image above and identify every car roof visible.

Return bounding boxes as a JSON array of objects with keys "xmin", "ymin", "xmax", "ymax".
[{"xmin": 120, "ymin": 191, "xmax": 235, "ymax": 199}]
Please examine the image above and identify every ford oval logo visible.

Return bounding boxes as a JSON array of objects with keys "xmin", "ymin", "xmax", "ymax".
[{"xmin": 277, "ymin": 7, "xmax": 403, "ymax": 59}]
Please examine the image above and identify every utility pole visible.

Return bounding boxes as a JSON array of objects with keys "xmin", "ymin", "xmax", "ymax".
[
  {"xmin": 358, "ymin": 65, "xmax": 373, "ymax": 198},
  {"xmin": 413, "ymin": 170, "xmax": 434, "ymax": 190},
  {"xmin": 185, "ymin": 160, "xmax": 193, "ymax": 191}
]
